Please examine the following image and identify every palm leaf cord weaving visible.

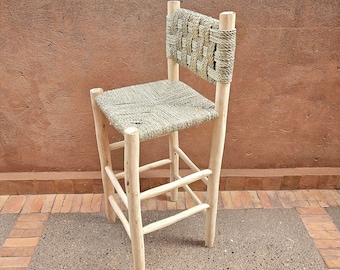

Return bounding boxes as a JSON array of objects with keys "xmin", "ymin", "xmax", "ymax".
[
  {"xmin": 95, "ymin": 80, "xmax": 218, "ymax": 141},
  {"xmin": 166, "ymin": 8, "xmax": 236, "ymax": 84}
]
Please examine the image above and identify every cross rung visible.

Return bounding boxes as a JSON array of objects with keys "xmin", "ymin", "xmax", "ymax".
[
  {"xmin": 109, "ymin": 140, "xmax": 125, "ymax": 150},
  {"xmin": 115, "ymin": 159, "xmax": 172, "ymax": 180},
  {"xmin": 175, "ymin": 146, "xmax": 208, "ymax": 185},
  {"xmin": 143, "ymin": 203, "xmax": 209, "ymax": 235},
  {"xmin": 108, "ymin": 195, "xmax": 131, "ymax": 238},
  {"xmin": 140, "ymin": 169, "xmax": 212, "ymax": 201},
  {"xmin": 105, "ymin": 166, "xmax": 128, "ymax": 208}
]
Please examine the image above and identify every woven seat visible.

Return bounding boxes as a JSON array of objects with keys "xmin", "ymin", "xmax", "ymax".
[
  {"xmin": 90, "ymin": 2, "xmax": 236, "ymax": 269},
  {"xmin": 95, "ymin": 80, "xmax": 218, "ymax": 141}
]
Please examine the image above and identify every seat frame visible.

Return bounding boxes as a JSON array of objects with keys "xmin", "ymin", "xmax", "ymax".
[{"xmin": 90, "ymin": 2, "xmax": 236, "ymax": 269}]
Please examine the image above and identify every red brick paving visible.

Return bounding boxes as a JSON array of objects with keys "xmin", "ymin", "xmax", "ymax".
[{"xmin": 1, "ymin": 190, "xmax": 340, "ymax": 269}]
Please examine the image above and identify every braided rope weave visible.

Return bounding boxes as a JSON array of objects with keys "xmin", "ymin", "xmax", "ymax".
[
  {"xmin": 166, "ymin": 8, "xmax": 236, "ymax": 84},
  {"xmin": 96, "ymin": 80, "xmax": 218, "ymax": 141}
]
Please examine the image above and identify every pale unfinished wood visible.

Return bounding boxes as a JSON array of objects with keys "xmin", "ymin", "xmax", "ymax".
[
  {"xmin": 115, "ymin": 159, "xmax": 171, "ymax": 180},
  {"xmin": 140, "ymin": 169, "xmax": 212, "ymax": 201},
  {"xmin": 143, "ymin": 203, "xmax": 209, "ymax": 235},
  {"xmin": 124, "ymin": 127, "xmax": 145, "ymax": 270},
  {"xmin": 90, "ymin": 88, "xmax": 116, "ymax": 223},
  {"xmin": 175, "ymin": 146, "xmax": 209, "ymax": 185},
  {"xmin": 105, "ymin": 166, "xmax": 128, "ymax": 208},
  {"xmin": 169, "ymin": 132, "xmax": 179, "ymax": 201},
  {"xmin": 167, "ymin": 0, "xmax": 181, "ymax": 202},
  {"xmin": 109, "ymin": 140, "xmax": 125, "ymax": 150},
  {"xmin": 108, "ymin": 195, "xmax": 131, "ymax": 238},
  {"xmin": 167, "ymin": 1, "xmax": 180, "ymax": 81},
  {"xmin": 182, "ymin": 184, "xmax": 203, "ymax": 205},
  {"xmin": 205, "ymin": 11, "xmax": 236, "ymax": 247},
  {"xmin": 0, "ymin": 195, "xmax": 9, "ymax": 210}
]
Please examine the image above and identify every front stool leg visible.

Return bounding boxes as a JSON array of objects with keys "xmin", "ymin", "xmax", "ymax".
[{"xmin": 125, "ymin": 127, "xmax": 145, "ymax": 270}]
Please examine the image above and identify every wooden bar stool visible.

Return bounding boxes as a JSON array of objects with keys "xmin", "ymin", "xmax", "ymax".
[{"xmin": 90, "ymin": 1, "xmax": 236, "ymax": 269}]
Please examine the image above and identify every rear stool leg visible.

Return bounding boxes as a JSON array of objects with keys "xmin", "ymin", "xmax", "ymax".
[
  {"xmin": 90, "ymin": 88, "xmax": 116, "ymax": 223},
  {"xmin": 205, "ymin": 83, "xmax": 230, "ymax": 247},
  {"xmin": 169, "ymin": 131, "xmax": 179, "ymax": 201},
  {"xmin": 125, "ymin": 127, "xmax": 145, "ymax": 270}
]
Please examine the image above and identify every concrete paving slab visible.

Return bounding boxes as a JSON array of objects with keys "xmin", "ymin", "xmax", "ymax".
[
  {"xmin": 29, "ymin": 209, "xmax": 326, "ymax": 270},
  {"xmin": 327, "ymin": 206, "xmax": 340, "ymax": 230},
  {"xmin": 0, "ymin": 214, "xmax": 18, "ymax": 246}
]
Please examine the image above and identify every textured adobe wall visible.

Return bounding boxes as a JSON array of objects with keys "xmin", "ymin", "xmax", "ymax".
[{"xmin": 0, "ymin": 0, "xmax": 339, "ymax": 172}]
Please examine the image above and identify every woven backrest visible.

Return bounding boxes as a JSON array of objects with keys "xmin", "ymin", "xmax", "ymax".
[{"xmin": 166, "ymin": 8, "xmax": 236, "ymax": 84}]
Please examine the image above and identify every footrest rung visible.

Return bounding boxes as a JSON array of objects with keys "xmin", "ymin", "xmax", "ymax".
[
  {"xmin": 140, "ymin": 169, "xmax": 212, "ymax": 201},
  {"xmin": 108, "ymin": 195, "xmax": 131, "ymax": 239},
  {"xmin": 115, "ymin": 159, "xmax": 172, "ymax": 180},
  {"xmin": 143, "ymin": 203, "xmax": 209, "ymax": 235},
  {"xmin": 105, "ymin": 166, "xmax": 128, "ymax": 208},
  {"xmin": 183, "ymin": 184, "xmax": 203, "ymax": 205}
]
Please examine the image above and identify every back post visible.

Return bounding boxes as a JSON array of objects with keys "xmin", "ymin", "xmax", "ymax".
[
  {"xmin": 205, "ymin": 11, "xmax": 236, "ymax": 247},
  {"xmin": 90, "ymin": 89, "xmax": 116, "ymax": 223},
  {"xmin": 167, "ymin": 0, "xmax": 181, "ymax": 201}
]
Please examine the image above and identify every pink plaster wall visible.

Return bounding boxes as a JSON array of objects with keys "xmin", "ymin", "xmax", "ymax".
[{"xmin": 0, "ymin": 0, "xmax": 339, "ymax": 172}]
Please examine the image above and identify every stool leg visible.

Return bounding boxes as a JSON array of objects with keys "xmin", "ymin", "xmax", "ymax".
[
  {"xmin": 125, "ymin": 127, "xmax": 145, "ymax": 270},
  {"xmin": 205, "ymin": 82, "xmax": 230, "ymax": 247},
  {"xmin": 169, "ymin": 131, "xmax": 179, "ymax": 201},
  {"xmin": 90, "ymin": 89, "xmax": 116, "ymax": 223}
]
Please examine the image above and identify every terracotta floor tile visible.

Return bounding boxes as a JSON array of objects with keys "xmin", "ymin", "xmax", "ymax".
[
  {"xmin": 100, "ymin": 197, "xmax": 107, "ymax": 212},
  {"xmin": 319, "ymin": 249, "xmax": 340, "ymax": 257},
  {"xmin": 324, "ymin": 258, "xmax": 340, "ymax": 269},
  {"xmin": 308, "ymin": 230, "xmax": 340, "ymax": 240},
  {"xmin": 315, "ymin": 239, "xmax": 340, "ymax": 249},
  {"xmin": 217, "ymin": 192, "xmax": 224, "ymax": 210},
  {"xmin": 306, "ymin": 222, "xmax": 338, "ymax": 231},
  {"xmin": 248, "ymin": 191, "xmax": 263, "ymax": 208},
  {"xmin": 196, "ymin": 191, "xmax": 206, "ymax": 204},
  {"xmin": 266, "ymin": 191, "xmax": 283, "ymax": 208},
  {"xmin": 141, "ymin": 199, "xmax": 148, "ymax": 211},
  {"xmin": 0, "ymin": 195, "xmax": 10, "ymax": 211},
  {"xmin": 4, "ymin": 238, "xmax": 39, "ymax": 247},
  {"xmin": 9, "ymin": 228, "xmax": 45, "ymax": 239},
  {"xmin": 0, "ymin": 246, "xmax": 35, "ymax": 257},
  {"xmin": 0, "ymin": 257, "xmax": 31, "ymax": 267},
  {"xmin": 90, "ymin": 194, "xmax": 103, "ymax": 212},
  {"xmin": 276, "ymin": 191, "xmax": 293, "ymax": 208},
  {"xmin": 329, "ymin": 190, "xmax": 340, "ymax": 200},
  {"xmin": 1, "ymin": 196, "xmax": 26, "ymax": 214},
  {"xmin": 175, "ymin": 192, "xmax": 186, "ymax": 210},
  {"xmin": 320, "ymin": 190, "xmax": 338, "ymax": 207},
  {"xmin": 220, "ymin": 191, "xmax": 233, "ymax": 209},
  {"xmin": 157, "ymin": 194, "xmax": 167, "ymax": 211},
  {"xmin": 230, "ymin": 191, "xmax": 243, "ymax": 209},
  {"xmin": 296, "ymin": 207, "xmax": 328, "ymax": 215},
  {"xmin": 164, "ymin": 192, "xmax": 176, "ymax": 210},
  {"xmin": 60, "ymin": 194, "xmax": 74, "ymax": 213},
  {"xmin": 17, "ymin": 213, "xmax": 49, "ymax": 222},
  {"xmin": 70, "ymin": 194, "xmax": 82, "ymax": 213},
  {"xmin": 51, "ymin": 194, "xmax": 65, "ymax": 213},
  {"xmin": 309, "ymin": 190, "xmax": 329, "ymax": 207},
  {"xmin": 240, "ymin": 191, "xmax": 253, "ymax": 209},
  {"xmin": 184, "ymin": 192, "xmax": 195, "ymax": 209},
  {"xmin": 41, "ymin": 194, "xmax": 56, "ymax": 213},
  {"xmin": 301, "ymin": 190, "xmax": 321, "ymax": 207},
  {"xmin": 147, "ymin": 196, "xmax": 158, "ymax": 211},
  {"xmin": 300, "ymin": 215, "xmax": 334, "ymax": 224},
  {"xmin": 14, "ymin": 221, "xmax": 45, "ymax": 230},
  {"xmin": 80, "ymin": 194, "xmax": 93, "ymax": 212},
  {"xmin": 257, "ymin": 191, "xmax": 272, "ymax": 209}
]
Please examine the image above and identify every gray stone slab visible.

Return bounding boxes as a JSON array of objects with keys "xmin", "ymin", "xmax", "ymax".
[
  {"xmin": 327, "ymin": 206, "xmax": 340, "ymax": 230},
  {"xmin": 0, "ymin": 214, "xmax": 18, "ymax": 246},
  {"xmin": 30, "ymin": 209, "xmax": 326, "ymax": 270}
]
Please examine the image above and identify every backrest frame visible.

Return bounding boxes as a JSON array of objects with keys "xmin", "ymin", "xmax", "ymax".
[{"xmin": 166, "ymin": 3, "xmax": 236, "ymax": 85}]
